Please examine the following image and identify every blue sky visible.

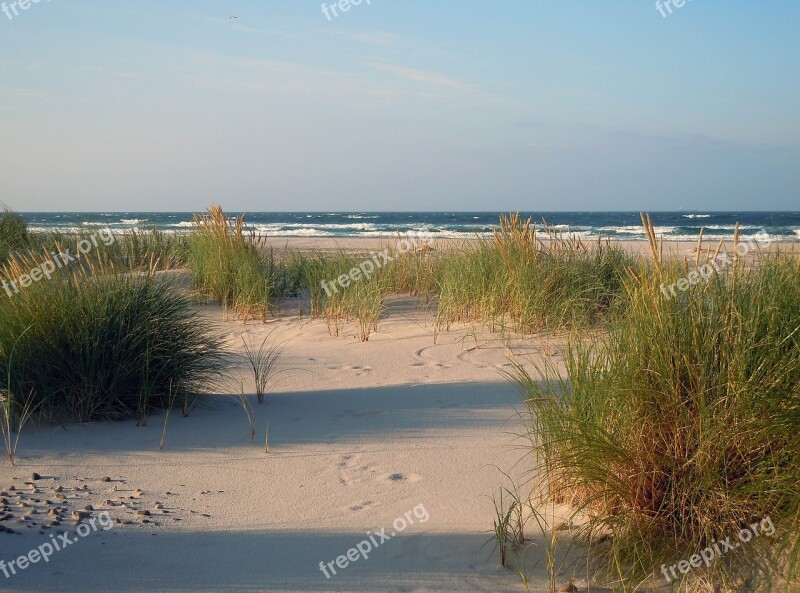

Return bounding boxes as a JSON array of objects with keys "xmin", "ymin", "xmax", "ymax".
[{"xmin": 1, "ymin": 1, "xmax": 798, "ymax": 212}]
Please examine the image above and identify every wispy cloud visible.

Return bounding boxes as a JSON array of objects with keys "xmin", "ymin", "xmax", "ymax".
[
  {"xmin": 367, "ymin": 62, "xmax": 470, "ymax": 91},
  {"xmin": 333, "ymin": 30, "xmax": 398, "ymax": 45},
  {"xmin": 180, "ymin": 53, "xmax": 404, "ymax": 101}
]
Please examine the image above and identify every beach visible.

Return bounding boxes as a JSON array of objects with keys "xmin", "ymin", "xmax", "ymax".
[
  {"xmin": 0, "ymin": 292, "xmax": 564, "ymax": 593},
  {"xmin": 1, "ymin": 223, "xmax": 797, "ymax": 593},
  {"xmin": 252, "ymin": 236, "xmax": 797, "ymax": 258}
]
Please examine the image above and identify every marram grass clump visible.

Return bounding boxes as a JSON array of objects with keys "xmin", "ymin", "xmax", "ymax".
[
  {"xmin": 0, "ymin": 250, "xmax": 222, "ymax": 424},
  {"xmin": 293, "ymin": 245, "xmax": 411, "ymax": 341},
  {"xmin": 436, "ymin": 213, "xmax": 632, "ymax": 334},
  {"xmin": 188, "ymin": 204, "xmax": 284, "ymax": 321},
  {"xmin": 0, "ymin": 207, "xmax": 30, "ymax": 264},
  {"xmin": 512, "ymin": 252, "xmax": 800, "ymax": 591}
]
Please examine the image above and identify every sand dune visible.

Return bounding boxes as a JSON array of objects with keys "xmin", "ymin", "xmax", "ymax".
[{"xmin": 0, "ymin": 298, "xmax": 570, "ymax": 592}]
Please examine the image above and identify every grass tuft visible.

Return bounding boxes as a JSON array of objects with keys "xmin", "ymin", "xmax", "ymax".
[
  {"xmin": 187, "ymin": 204, "xmax": 281, "ymax": 321},
  {"xmin": 436, "ymin": 214, "xmax": 632, "ymax": 334},
  {"xmin": 512, "ymin": 252, "xmax": 800, "ymax": 591},
  {"xmin": 0, "ymin": 207, "xmax": 30, "ymax": 264},
  {"xmin": 0, "ymin": 251, "xmax": 223, "ymax": 425}
]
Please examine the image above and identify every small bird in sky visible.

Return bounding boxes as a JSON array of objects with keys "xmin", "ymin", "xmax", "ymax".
[{"xmin": 230, "ymin": 16, "xmax": 239, "ymax": 19}]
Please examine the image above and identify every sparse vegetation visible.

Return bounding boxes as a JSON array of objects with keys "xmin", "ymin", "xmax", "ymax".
[
  {"xmin": 240, "ymin": 328, "xmax": 288, "ymax": 404},
  {"xmin": 435, "ymin": 214, "xmax": 632, "ymax": 335},
  {"xmin": 0, "ymin": 327, "xmax": 38, "ymax": 465},
  {"xmin": 3, "ymin": 200, "xmax": 798, "ymax": 593},
  {"xmin": 187, "ymin": 204, "xmax": 291, "ymax": 321},
  {"xmin": 286, "ymin": 214, "xmax": 633, "ymax": 341}
]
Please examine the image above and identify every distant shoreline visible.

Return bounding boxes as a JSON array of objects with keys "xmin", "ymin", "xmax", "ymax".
[
  {"xmin": 249, "ymin": 236, "xmax": 800, "ymax": 259},
  {"xmin": 18, "ymin": 211, "xmax": 800, "ymax": 244},
  {"xmin": 22, "ymin": 231, "xmax": 800, "ymax": 257}
]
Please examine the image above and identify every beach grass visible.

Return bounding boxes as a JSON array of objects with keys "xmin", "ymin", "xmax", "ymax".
[
  {"xmin": 0, "ymin": 250, "xmax": 223, "ymax": 424},
  {"xmin": 435, "ymin": 214, "xmax": 633, "ymax": 335},
  {"xmin": 0, "ymin": 208, "xmax": 30, "ymax": 264},
  {"xmin": 287, "ymin": 215, "xmax": 632, "ymax": 340},
  {"xmin": 187, "ymin": 204, "xmax": 291, "ymax": 321},
  {"xmin": 381, "ymin": 242, "xmax": 440, "ymax": 299},
  {"xmin": 294, "ymin": 250, "xmax": 362, "ymax": 319},
  {"xmin": 109, "ymin": 227, "xmax": 191, "ymax": 270},
  {"xmin": 240, "ymin": 327, "xmax": 288, "ymax": 404},
  {"xmin": 292, "ymin": 248, "xmax": 395, "ymax": 341},
  {"xmin": 510, "ymin": 249, "xmax": 800, "ymax": 591},
  {"xmin": 1, "ymin": 206, "xmax": 191, "ymax": 274}
]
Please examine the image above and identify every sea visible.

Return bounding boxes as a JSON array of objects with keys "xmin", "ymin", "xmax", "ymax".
[{"xmin": 18, "ymin": 211, "xmax": 800, "ymax": 242}]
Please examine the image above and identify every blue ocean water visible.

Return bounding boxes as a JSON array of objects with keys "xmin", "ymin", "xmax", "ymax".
[{"xmin": 18, "ymin": 212, "xmax": 800, "ymax": 242}]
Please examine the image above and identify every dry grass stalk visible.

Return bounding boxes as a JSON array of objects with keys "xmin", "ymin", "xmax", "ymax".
[
  {"xmin": 639, "ymin": 212, "xmax": 661, "ymax": 268},
  {"xmin": 695, "ymin": 227, "xmax": 704, "ymax": 266},
  {"xmin": 192, "ymin": 202, "xmax": 244, "ymax": 240}
]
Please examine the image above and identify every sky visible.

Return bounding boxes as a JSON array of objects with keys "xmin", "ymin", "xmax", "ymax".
[{"xmin": 0, "ymin": 1, "xmax": 798, "ymax": 212}]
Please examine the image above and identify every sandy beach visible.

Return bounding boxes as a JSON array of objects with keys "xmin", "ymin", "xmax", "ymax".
[
  {"xmin": 2, "ymin": 224, "xmax": 798, "ymax": 592},
  {"xmin": 0, "ymin": 292, "xmax": 565, "ymax": 593},
  {"xmin": 255, "ymin": 236, "xmax": 797, "ymax": 259}
]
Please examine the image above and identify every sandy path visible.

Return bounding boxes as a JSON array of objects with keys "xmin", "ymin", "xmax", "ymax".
[{"xmin": 0, "ymin": 298, "xmax": 559, "ymax": 593}]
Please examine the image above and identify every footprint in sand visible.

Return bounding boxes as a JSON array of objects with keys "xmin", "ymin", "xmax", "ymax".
[
  {"xmin": 325, "ymin": 364, "xmax": 373, "ymax": 376},
  {"xmin": 338, "ymin": 454, "xmax": 375, "ymax": 487},
  {"xmin": 455, "ymin": 347, "xmax": 498, "ymax": 369},
  {"xmin": 383, "ymin": 472, "xmax": 422, "ymax": 484},
  {"xmin": 413, "ymin": 346, "xmax": 457, "ymax": 371},
  {"xmin": 348, "ymin": 500, "xmax": 374, "ymax": 512},
  {"xmin": 338, "ymin": 455, "xmax": 422, "ymax": 488},
  {"xmin": 414, "ymin": 345, "xmax": 445, "ymax": 364}
]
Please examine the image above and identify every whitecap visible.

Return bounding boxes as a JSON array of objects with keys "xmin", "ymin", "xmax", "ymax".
[
  {"xmin": 260, "ymin": 228, "xmax": 336, "ymax": 237},
  {"xmin": 703, "ymin": 224, "xmax": 762, "ymax": 231}
]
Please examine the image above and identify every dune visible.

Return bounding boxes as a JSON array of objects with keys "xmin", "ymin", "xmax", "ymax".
[{"xmin": 0, "ymin": 296, "xmax": 564, "ymax": 593}]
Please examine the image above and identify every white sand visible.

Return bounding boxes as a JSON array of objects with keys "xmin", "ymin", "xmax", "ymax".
[
  {"xmin": 0, "ymin": 297, "xmax": 571, "ymax": 593},
  {"xmin": 254, "ymin": 236, "xmax": 797, "ymax": 258},
  {"xmin": 3, "ymin": 236, "xmax": 785, "ymax": 591}
]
